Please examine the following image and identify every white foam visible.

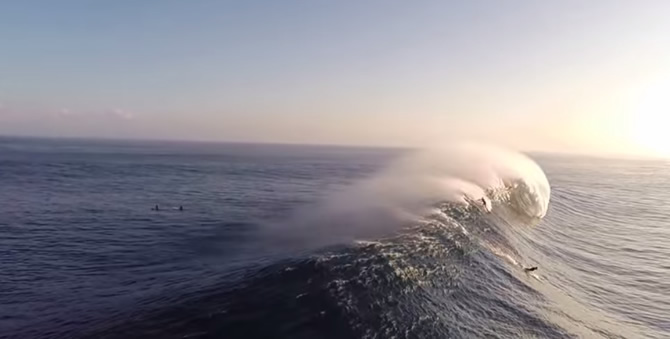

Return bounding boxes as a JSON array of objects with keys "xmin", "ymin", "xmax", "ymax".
[{"xmin": 267, "ymin": 142, "xmax": 551, "ymax": 246}]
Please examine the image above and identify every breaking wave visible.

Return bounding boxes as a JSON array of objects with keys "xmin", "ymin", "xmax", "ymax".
[
  {"xmin": 268, "ymin": 142, "xmax": 551, "ymax": 248},
  {"xmin": 81, "ymin": 143, "xmax": 574, "ymax": 339}
]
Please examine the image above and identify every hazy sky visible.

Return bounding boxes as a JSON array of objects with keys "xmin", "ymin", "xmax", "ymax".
[{"xmin": 2, "ymin": 1, "xmax": 670, "ymax": 155}]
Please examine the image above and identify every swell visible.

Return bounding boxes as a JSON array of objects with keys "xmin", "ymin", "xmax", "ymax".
[
  {"xmin": 82, "ymin": 190, "xmax": 561, "ymax": 339},
  {"xmin": 63, "ymin": 145, "xmax": 557, "ymax": 338}
]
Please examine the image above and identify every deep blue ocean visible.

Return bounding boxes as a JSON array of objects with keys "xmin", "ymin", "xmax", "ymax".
[{"xmin": 1, "ymin": 137, "xmax": 668, "ymax": 339}]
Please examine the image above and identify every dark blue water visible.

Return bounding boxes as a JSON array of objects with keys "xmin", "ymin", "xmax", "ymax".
[
  {"xmin": 1, "ymin": 137, "xmax": 668, "ymax": 338},
  {"xmin": 0, "ymin": 138, "xmax": 399, "ymax": 338}
]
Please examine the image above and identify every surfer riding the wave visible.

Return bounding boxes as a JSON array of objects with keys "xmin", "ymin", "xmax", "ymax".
[{"xmin": 479, "ymin": 196, "xmax": 492, "ymax": 213}]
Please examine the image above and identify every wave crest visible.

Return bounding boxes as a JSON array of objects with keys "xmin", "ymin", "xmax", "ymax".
[
  {"xmin": 270, "ymin": 142, "xmax": 551, "ymax": 247},
  {"xmin": 377, "ymin": 142, "xmax": 551, "ymax": 218}
]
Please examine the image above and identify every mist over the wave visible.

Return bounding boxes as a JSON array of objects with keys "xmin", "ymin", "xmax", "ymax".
[{"xmin": 265, "ymin": 142, "xmax": 551, "ymax": 249}]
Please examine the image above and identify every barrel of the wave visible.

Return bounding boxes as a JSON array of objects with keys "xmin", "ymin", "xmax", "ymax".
[{"xmin": 421, "ymin": 143, "xmax": 551, "ymax": 220}]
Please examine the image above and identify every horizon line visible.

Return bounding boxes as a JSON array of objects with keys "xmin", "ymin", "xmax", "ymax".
[{"xmin": 0, "ymin": 133, "xmax": 665, "ymax": 161}]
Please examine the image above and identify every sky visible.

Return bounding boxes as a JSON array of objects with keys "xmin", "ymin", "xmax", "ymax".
[{"xmin": 1, "ymin": 1, "xmax": 670, "ymax": 155}]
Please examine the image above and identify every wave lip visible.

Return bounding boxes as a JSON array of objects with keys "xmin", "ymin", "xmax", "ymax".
[
  {"xmin": 353, "ymin": 142, "xmax": 552, "ymax": 220},
  {"xmin": 437, "ymin": 143, "xmax": 547, "ymax": 215},
  {"xmin": 271, "ymin": 142, "xmax": 551, "ymax": 249}
]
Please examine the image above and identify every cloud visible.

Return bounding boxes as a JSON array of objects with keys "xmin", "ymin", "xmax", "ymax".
[
  {"xmin": 54, "ymin": 108, "xmax": 75, "ymax": 118},
  {"xmin": 106, "ymin": 108, "xmax": 134, "ymax": 120},
  {"xmin": 49, "ymin": 107, "xmax": 135, "ymax": 121}
]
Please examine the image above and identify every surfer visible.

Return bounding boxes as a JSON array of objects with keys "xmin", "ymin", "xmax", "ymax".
[
  {"xmin": 179, "ymin": 205, "xmax": 183, "ymax": 211},
  {"xmin": 152, "ymin": 204, "xmax": 160, "ymax": 211},
  {"xmin": 524, "ymin": 266, "xmax": 538, "ymax": 272},
  {"xmin": 480, "ymin": 197, "xmax": 491, "ymax": 213}
]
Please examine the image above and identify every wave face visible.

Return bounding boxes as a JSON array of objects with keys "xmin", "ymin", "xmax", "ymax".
[{"xmin": 89, "ymin": 203, "xmax": 560, "ymax": 339}]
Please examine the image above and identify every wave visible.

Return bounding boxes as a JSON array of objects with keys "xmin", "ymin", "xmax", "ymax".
[
  {"xmin": 89, "ymin": 194, "xmax": 565, "ymax": 339},
  {"xmin": 266, "ymin": 142, "xmax": 551, "ymax": 250},
  {"xmin": 83, "ymin": 143, "xmax": 566, "ymax": 339}
]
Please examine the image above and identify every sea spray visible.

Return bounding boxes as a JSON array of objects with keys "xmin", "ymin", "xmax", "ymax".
[{"xmin": 265, "ymin": 142, "xmax": 551, "ymax": 248}]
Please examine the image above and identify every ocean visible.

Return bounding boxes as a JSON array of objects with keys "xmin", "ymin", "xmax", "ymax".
[{"xmin": 0, "ymin": 137, "xmax": 668, "ymax": 339}]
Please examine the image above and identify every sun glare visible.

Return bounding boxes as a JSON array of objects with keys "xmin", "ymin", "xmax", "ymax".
[{"xmin": 629, "ymin": 80, "xmax": 670, "ymax": 157}]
